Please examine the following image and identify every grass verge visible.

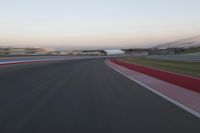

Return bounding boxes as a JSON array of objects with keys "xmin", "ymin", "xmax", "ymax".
[{"xmin": 121, "ymin": 57, "xmax": 200, "ymax": 78}]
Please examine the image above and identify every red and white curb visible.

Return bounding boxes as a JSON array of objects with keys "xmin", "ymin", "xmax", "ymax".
[
  {"xmin": 105, "ymin": 60, "xmax": 200, "ymax": 118},
  {"xmin": 110, "ymin": 59, "xmax": 200, "ymax": 93}
]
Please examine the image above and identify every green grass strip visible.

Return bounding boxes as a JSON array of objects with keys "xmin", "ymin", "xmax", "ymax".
[{"xmin": 121, "ymin": 57, "xmax": 200, "ymax": 78}]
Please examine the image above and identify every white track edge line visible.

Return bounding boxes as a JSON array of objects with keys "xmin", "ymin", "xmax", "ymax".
[
  {"xmin": 106, "ymin": 61, "xmax": 200, "ymax": 119},
  {"xmin": 0, "ymin": 58, "xmax": 69, "ymax": 64}
]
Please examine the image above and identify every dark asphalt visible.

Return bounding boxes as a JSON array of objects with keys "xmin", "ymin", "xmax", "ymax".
[
  {"xmin": 147, "ymin": 54, "xmax": 200, "ymax": 62},
  {"xmin": 0, "ymin": 59, "xmax": 199, "ymax": 133}
]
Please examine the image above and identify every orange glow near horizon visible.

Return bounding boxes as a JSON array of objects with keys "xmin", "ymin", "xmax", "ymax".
[{"xmin": 0, "ymin": 0, "xmax": 200, "ymax": 50}]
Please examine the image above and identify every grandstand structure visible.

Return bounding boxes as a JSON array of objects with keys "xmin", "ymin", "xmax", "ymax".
[{"xmin": 149, "ymin": 36, "xmax": 200, "ymax": 55}]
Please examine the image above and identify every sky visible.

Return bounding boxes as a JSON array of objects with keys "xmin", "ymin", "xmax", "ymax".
[{"xmin": 0, "ymin": 0, "xmax": 200, "ymax": 50}]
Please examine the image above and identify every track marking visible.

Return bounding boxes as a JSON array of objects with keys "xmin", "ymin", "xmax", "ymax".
[{"xmin": 106, "ymin": 60, "xmax": 200, "ymax": 119}]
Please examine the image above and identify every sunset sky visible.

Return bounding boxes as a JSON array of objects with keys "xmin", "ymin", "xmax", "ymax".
[{"xmin": 0, "ymin": 0, "xmax": 200, "ymax": 50}]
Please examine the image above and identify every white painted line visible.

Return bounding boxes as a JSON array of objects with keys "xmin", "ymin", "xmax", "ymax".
[
  {"xmin": 0, "ymin": 58, "xmax": 66, "ymax": 65},
  {"xmin": 106, "ymin": 60, "xmax": 200, "ymax": 119},
  {"xmin": 0, "ymin": 56, "xmax": 106, "ymax": 65},
  {"xmin": 0, "ymin": 58, "xmax": 82, "ymax": 65}
]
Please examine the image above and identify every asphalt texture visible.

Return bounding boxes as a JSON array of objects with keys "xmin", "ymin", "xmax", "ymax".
[
  {"xmin": 0, "ymin": 59, "xmax": 199, "ymax": 133},
  {"xmin": 147, "ymin": 54, "xmax": 200, "ymax": 62}
]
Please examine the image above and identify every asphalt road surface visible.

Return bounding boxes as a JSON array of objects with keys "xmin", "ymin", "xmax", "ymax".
[
  {"xmin": 147, "ymin": 54, "xmax": 200, "ymax": 62},
  {"xmin": 0, "ymin": 59, "xmax": 199, "ymax": 133}
]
